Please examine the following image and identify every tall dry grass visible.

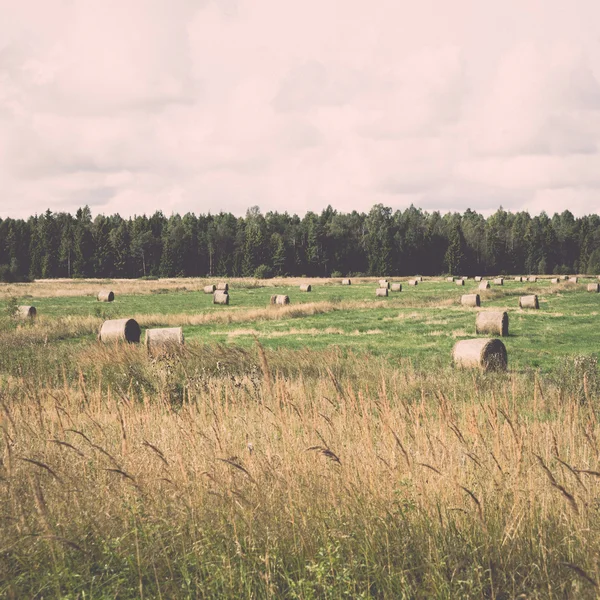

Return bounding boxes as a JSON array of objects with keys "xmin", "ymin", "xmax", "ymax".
[{"xmin": 2, "ymin": 343, "xmax": 600, "ymax": 598}]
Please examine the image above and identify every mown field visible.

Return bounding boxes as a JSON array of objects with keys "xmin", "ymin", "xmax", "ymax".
[{"xmin": 2, "ymin": 276, "xmax": 600, "ymax": 598}]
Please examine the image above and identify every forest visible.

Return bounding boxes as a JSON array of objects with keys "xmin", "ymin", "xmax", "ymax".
[{"xmin": 1, "ymin": 204, "xmax": 600, "ymax": 280}]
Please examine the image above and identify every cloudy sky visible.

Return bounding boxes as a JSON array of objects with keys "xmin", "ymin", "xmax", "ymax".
[{"xmin": 2, "ymin": 0, "xmax": 600, "ymax": 219}]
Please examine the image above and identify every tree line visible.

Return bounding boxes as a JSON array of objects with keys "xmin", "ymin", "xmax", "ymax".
[{"xmin": 1, "ymin": 204, "xmax": 600, "ymax": 281}]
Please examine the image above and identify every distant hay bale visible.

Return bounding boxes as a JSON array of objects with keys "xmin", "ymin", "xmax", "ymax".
[
  {"xmin": 375, "ymin": 288, "xmax": 388, "ymax": 297},
  {"xmin": 514, "ymin": 276, "xmax": 523, "ymax": 282},
  {"xmin": 97, "ymin": 290, "xmax": 114, "ymax": 302},
  {"xmin": 519, "ymin": 295, "xmax": 539, "ymax": 309},
  {"xmin": 493, "ymin": 277, "xmax": 504, "ymax": 285},
  {"xmin": 17, "ymin": 305, "xmax": 36, "ymax": 319},
  {"xmin": 475, "ymin": 276, "xmax": 482, "ymax": 282},
  {"xmin": 453, "ymin": 338, "xmax": 507, "ymax": 371},
  {"xmin": 446, "ymin": 277, "xmax": 454, "ymax": 282},
  {"xmin": 99, "ymin": 318, "xmax": 141, "ymax": 343},
  {"xmin": 341, "ymin": 279, "xmax": 351, "ymax": 285},
  {"xmin": 378, "ymin": 279, "xmax": 390, "ymax": 289},
  {"xmin": 270, "ymin": 294, "xmax": 290, "ymax": 305},
  {"xmin": 528, "ymin": 276, "xmax": 537, "ymax": 282},
  {"xmin": 408, "ymin": 279, "xmax": 418, "ymax": 286},
  {"xmin": 145, "ymin": 327, "xmax": 184, "ymax": 353},
  {"xmin": 300, "ymin": 284, "xmax": 312, "ymax": 292},
  {"xmin": 213, "ymin": 291, "xmax": 229, "ymax": 305},
  {"xmin": 455, "ymin": 279, "xmax": 465, "ymax": 286},
  {"xmin": 478, "ymin": 280, "xmax": 490, "ymax": 290},
  {"xmin": 461, "ymin": 294, "xmax": 480, "ymax": 307},
  {"xmin": 588, "ymin": 283, "xmax": 600, "ymax": 293},
  {"xmin": 203, "ymin": 285, "xmax": 216, "ymax": 294},
  {"xmin": 391, "ymin": 283, "xmax": 402, "ymax": 292},
  {"xmin": 569, "ymin": 276, "xmax": 579, "ymax": 284},
  {"xmin": 550, "ymin": 278, "xmax": 559, "ymax": 284},
  {"xmin": 415, "ymin": 276, "xmax": 423, "ymax": 281},
  {"xmin": 216, "ymin": 282, "xmax": 229, "ymax": 291},
  {"xmin": 561, "ymin": 275, "xmax": 568, "ymax": 280},
  {"xmin": 476, "ymin": 311, "xmax": 509, "ymax": 337}
]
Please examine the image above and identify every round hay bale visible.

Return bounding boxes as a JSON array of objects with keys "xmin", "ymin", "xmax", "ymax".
[
  {"xmin": 415, "ymin": 276, "xmax": 423, "ymax": 281},
  {"xmin": 270, "ymin": 294, "xmax": 290, "ymax": 305},
  {"xmin": 145, "ymin": 327, "xmax": 184, "ymax": 353},
  {"xmin": 214, "ymin": 291, "xmax": 229, "ymax": 305},
  {"xmin": 203, "ymin": 285, "xmax": 216, "ymax": 294},
  {"xmin": 299, "ymin": 284, "xmax": 312, "ymax": 292},
  {"xmin": 475, "ymin": 276, "xmax": 482, "ymax": 282},
  {"xmin": 99, "ymin": 318, "xmax": 141, "ymax": 343},
  {"xmin": 475, "ymin": 311, "xmax": 509, "ymax": 337},
  {"xmin": 97, "ymin": 290, "xmax": 114, "ymax": 302},
  {"xmin": 17, "ymin": 305, "xmax": 36, "ymax": 319},
  {"xmin": 514, "ymin": 276, "xmax": 523, "ymax": 282},
  {"xmin": 453, "ymin": 338, "xmax": 507, "ymax": 371},
  {"xmin": 550, "ymin": 278, "xmax": 559, "ymax": 284},
  {"xmin": 493, "ymin": 277, "xmax": 504, "ymax": 286},
  {"xmin": 461, "ymin": 294, "xmax": 480, "ymax": 307},
  {"xmin": 375, "ymin": 287, "xmax": 388, "ymax": 297},
  {"xmin": 391, "ymin": 283, "xmax": 402, "ymax": 292},
  {"xmin": 455, "ymin": 279, "xmax": 465, "ymax": 286},
  {"xmin": 478, "ymin": 280, "xmax": 490, "ymax": 290},
  {"xmin": 216, "ymin": 282, "xmax": 229, "ymax": 291},
  {"xmin": 341, "ymin": 279, "xmax": 351, "ymax": 285},
  {"xmin": 446, "ymin": 277, "xmax": 455, "ymax": 282},
  {"xmin": 519, "ymin": 295, "xmax": 539, "ymax": 309},
  {"xmin": 569, "ymin": 276, "xmax": 579, "ymax": 284},
  {"xmin": 528, "ymin": 276, "xmax": 537, "ymax": 282},
  {"xmin": 588, "ymin": 283, "xmax": 600, "ymax": 293},
  {"xmin": 408, "ymin": 279, "xmax": 418, "ymax": 286},
  {"xmin": 378, "ymin": 279, "xmax": 390, "ymax": 289}
]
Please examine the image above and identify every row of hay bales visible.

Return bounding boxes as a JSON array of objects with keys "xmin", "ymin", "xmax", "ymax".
[{"xmin": 99, "ymin": 318, "xmax": 184, "ymax": 353}]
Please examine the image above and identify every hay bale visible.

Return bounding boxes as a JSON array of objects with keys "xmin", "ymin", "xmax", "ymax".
[
  {"xmin": 455, "ymin": 279, "xmax": 465, "ymax": 286},
  {"xmin": 391, "ymin": 283, "xmax": 402, "ymax": 292},
  {"xmin": 475, "ymin": 276, "xmax": 482, "ymax": 282},
  {"xmin": 446, "ymin": 277, "xmax": 454, "ymax": 282},
  {"xmin": 145, "ymin": 327, "xmax": 184, "ymax": 353},
  {"xmin": 569, "ymin": 276, "xmax": 579, "ymax": 284},
  {"xmin": 478, "ymin": 280, "xmax": 490, "ymax": 290},
  {"xmin": 453, "ymin": 338, "xmax": 507, "ymax": 371},
  {"xmin": 17, "ymin": 305, "xmax": 36, "ymax": 319},
  {"xmin": 270, "ymin": 294, "xmax": 290, "ymax": 305},
  {"xmin": 493, "ymin": 277, "xmax": 504, "ymax": 286},
  {"xmin": 550, "ymin": 278, "xmax": 559, "ymax": 284},
  {"xmin": 99, "ymin": 318, "xmax": 141, "ymax": 343},
  {"xmin": 475, "ymin": 311, "xmax": 509, "ymax": 337},
  {"xmin": 97, "ymin": 290, "xmax": 114, "ymax": 302},
  {"xmin": 408, "ymin": 279, "xmax": 418, "ymax": 286},
  {"xmin": 213, "ymin": 291, "xmax": 229, "ymax": 305},
  {"xmin": 528, "ymin": 276, "xmax": 537, "ymax": 282},
  {"xmin": 461, "ymin": 294, "xmax": 480, "ymax": 307},
  {"xmin": 378, "ymin": 279, "xmax": 390, "ymax": 289},
  {"xmin": 519, "ymin": 295, "xmax": 539, "ymax": 309},
  {"xmin": 415, "ymin": 276, "xmax": 423, "ymax": 281},
  {"xmin": 216, "ymin": 282, "xmax": 229, "ymax": 291},
  {"xmin": 203, "ymin": 285, "xmax": 216, "ymax": 294},
  {"xmin": 341, "ymin": 279, "xmax": 351, "ymax": 285},
  {"xmin": 299, "ymin": 284, "xmax": 312, "ymax": 292},
  {"xmin": 514, "ymin": 276, "xmax": 523, "ymax": 282},
  {"xmin": 588, "ymin": 283, "xmax": 600, "ymax": 293},
  {"xmin": 375, "ymin": 288, "xmax": 388, "ymax": 297}
]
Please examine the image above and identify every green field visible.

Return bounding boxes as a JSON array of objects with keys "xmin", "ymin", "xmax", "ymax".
[
  {"xmin": 3, "ymin": 277, "xmax": 600, "ymax": 598},
  {"xmin": 7, "ymin": 277, "xmax": 600, "ymax": 372}
]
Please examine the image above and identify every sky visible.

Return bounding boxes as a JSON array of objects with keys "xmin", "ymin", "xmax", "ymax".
[{"xmin": 2, "ymin": 0, "xmax": 600, "ymax": 219}]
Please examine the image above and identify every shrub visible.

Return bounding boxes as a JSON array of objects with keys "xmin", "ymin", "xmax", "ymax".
[{"xmin": 330, "ymin": 270, "xmax": 343, "ymax": 278}]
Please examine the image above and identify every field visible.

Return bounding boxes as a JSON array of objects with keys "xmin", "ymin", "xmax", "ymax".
[{"xmin": 2, "ymin": 276, "xmax": 600, "ymax": 598}]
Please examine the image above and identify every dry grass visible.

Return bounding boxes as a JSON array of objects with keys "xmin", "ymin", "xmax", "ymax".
[{"xmin": 2, "ymin": 345, "xmax": 600, "ymax": 597}]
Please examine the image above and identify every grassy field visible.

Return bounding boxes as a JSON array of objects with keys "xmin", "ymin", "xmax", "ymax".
[{"xmin": 2, "ymin": 276, "xmax": 600, "ymax": 598}]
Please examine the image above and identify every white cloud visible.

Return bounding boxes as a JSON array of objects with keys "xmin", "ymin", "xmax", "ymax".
[{"xmin": 2, "ymin": 0, "xmax": 600, "ymax": 219}]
